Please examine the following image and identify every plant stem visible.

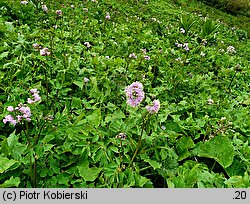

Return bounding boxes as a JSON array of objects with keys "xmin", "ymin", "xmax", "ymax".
[
  {"xmin": 128, "ymin": 113, "xmax": 148, "ymax": 167},
  {"xmin": 35, "ymin": 122, "xmax": 46, "ymax": 145},
  {"xmin": 228, "ymin": 70, "xmax": 237, "ymax": 91},
  {"xmin": 33, "ymin": 155, "xmax": 37, "ymax": 188},
  {"xmin": 22, "ymin": 123, "xmax": 31, "ymax": 147},
  {"xmin": 211, "ymin": 160, "xmax": 217, "ymax": 172}
]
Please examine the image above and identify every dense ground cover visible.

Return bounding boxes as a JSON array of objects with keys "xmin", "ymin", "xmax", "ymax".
[{"xmin": 0, "ymin": 0, "xmax": 249, "ymax": 187}]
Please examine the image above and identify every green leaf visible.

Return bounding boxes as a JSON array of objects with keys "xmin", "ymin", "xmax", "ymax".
[
  {"xmin": 0, "ymin": 52, "xmax": 9, "ymax": 60},
  {"xmin": 0, "ymin": 156, "xmax": 18, "ymax": 173},
  {"xmin": 243, "ymin": 98, "xmax": 250, "ymax": 106},
  {"xmin": 193, "ymin": 136, "xmax": 234, "ymax": 168},
  {"xmin": 0, "ymin": 177, "xmax": 20, "ymax": 188},
  {"xmin": 78, "ymin": 163, "xmax": 102, "ymax": 182},
  {"xmin": 73, "ymin": 80, "xmax": 84, "ymax": 90},
  {"xmin": 86, "ymin": 108, "xmax": 101, "ymax": 128},
  {"xmin": 72, "ymin": 111, "xmax": 85, "ymax": 126},
  {"xmin": 176, "ymin": 136, "xmax": 195, "ymax": 161},
  {"xmin": 141, "ymin": 154, "xmax": 162, "ymax": 170}
]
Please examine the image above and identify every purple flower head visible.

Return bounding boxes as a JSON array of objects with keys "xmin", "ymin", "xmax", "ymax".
[
  {"xmin": 129, "ymin": 53, "xmax": 137, "ymax": 59},
  {"xmin": 42, "ymin": 5, "xmax": 48, "ymax": 12},
  {"xmin": 141, "ymin": 48, "xmax": 147, "ymax": 54},
  {"xmin": 144, "ymin": 55, "xmax": 150, "ymax": 60},
  {"xmin": 28, "ymin": 89, "xmax": 41, "ymax": 104},
  {"xmin": 227, "ymin": 46, "xmax": 236, "ymax": 54},
  {"xmin": 7, "ymin": 106, "xmax": 14, "ymax": 112},
  {"xmin": 19, "ymin": 106, "xmax": 31, "ymax": 118},
  {"xmin": 84, "ymin": 42, "xmax": 91, "ymax": 48},
  {"xmin": 40, "ymin": 47, "xmax": 50, "ymax": 56},
  {"xmin": 175, "ymin": 43, "xmax": 182, "ymax": 48},
  {"xmin": 33, "ymin": 93, "xmax": 41, "ymax": 102},
  {"xmin": 56, "ymin": 10, "xmax": 62, "ymax": 16},
  {"xmin": 20, "ymin": 1, "xmax": 28, "ymax": 5},
  {"xmin": 105, "ymin": 13, "xmax": 110, "ymax": 20},
  {"xmin": 146, "ymin": 99, "xmax": 160, "ymax": 114},
  {"xmin": 30, "ymin": 88, "xmax": 39, "ymax": 94},
  {"xmin": 125, "ymin": 82, "xmax": 145, "ymax": 107},
  {"xmin": 84, "ymin": 77, "xmax": 89, "ymax": 83},
  {"xmin": 180, "ymin": 28, "xmax": 185, "ymax": 33},
  {"xmin": 32, "ymin": 43, "xmax": 40, "ymax": 51},
  {"xmin": 183, "ymin": 43, "xmax": 189, "ymax": 51},
  {"xmin": 27, "ymin": 98, "xmax": 35, "ymax": 104},
  {"xmin": 17, "ymin": 115, "xmax": 22, "ymax": 122},
  {"xmin": 3, "ymin": 115, "xmax": 17, "ymax": 126}
]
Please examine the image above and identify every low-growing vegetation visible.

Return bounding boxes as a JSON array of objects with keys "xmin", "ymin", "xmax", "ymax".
[{"xmin": 0, "ymin": 0, "xmax": 249, "ymax": 188}]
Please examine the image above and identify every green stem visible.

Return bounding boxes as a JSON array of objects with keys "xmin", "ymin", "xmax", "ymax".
[
  {"xmin": 35, "ymin": 122, "xmax": 46, "ymax": 145},
  {"xmin": 22, "ymin": 123, "xmax": 31, "ymax": 147},
  {"xmin": 211, "ymin": 160, "xmax": 217, "ymax": 172},
  {"xmin": 128, "ymin": 113, "xmax": 149, "ymax": 167},
  {"xmin": 228, "ymin": 70, "xmax": 237, "ymax": 91},
  {"xmin": 33, "ymin": 156, "xmax": 37, "ymax": 188}
]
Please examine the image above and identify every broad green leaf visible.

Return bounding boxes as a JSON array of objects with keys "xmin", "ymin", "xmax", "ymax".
[
  {"xmin": 86, "ymin": 108, "xmax": 101, "ymax": 127},
  {"xmin": 193, "ymin": 136, "xmax": 234, "ymax": 168},
  {"xmin": 73, "ymin": 80, "xmax": 84, "ymax": 90},
  {"xmin": 72, "ymin": 111, "xmax": 85, "ymax": 126},
  {"xmin": 0, "ymin": 177, "xmax": 20, "ymax": 188},
  {"xmin": 141, "ymin": 154, "xmax": 162, "ymax": 170},
  {"xmin": 0, "ymin": 52, "xmax": 8, "ymax": 60},
  {"xmin": 243, "ymin": 98, "xmax": 250, "ymax": 106},
  {"xmin": 0, "ymin": 157, "xmax": 18, "ymax": 173},
  {"xmin": 176, "ymin": 136, "xmax": 195, "ymax": 161},
  {"xmin": 77, "ymin": 161, "xmax": 102, "ymax": 182}
]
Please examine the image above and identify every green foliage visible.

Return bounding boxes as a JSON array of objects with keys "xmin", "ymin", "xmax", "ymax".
[
  {"xmin": 193, "ymin": 136, "xmax": 234, "ymax": 168},
  {"xmin": 179, "ymin": 14, "xmax": 195, "ymax": 33},
  {"xmin": 201, "ymin": 17, "xmax": 219, "ymax": 38}
]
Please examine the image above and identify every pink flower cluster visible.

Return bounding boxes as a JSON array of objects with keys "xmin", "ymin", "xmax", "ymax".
[
  {"xmin": 3, "ymin": 89, "xmax": 41, "ymax": 126},
  {"xmin": 175, "ymin": 42, "xmax": 189, "ymax": 51},
  {"xmin": 40, "ymin": 47, "xmax": 51, "ymax": 56},
  {"xmin": 125, "ymin": 82, "xmax": 145, "ymax": 107},
  {"xmin": 125, "ymin": 82, "xmax": 160, "ymax": 114},
  {"xmin": 3, "ymin": 103, "xmax": 31, "ymax": 126},
  {"xmin": 27, "ymin": 89, "xmax": 41, "ymax": 104},
  {"xmin": 146, "ymin": 99, "xmax": 160, "ymax": 114},
  {"xmin": 32, "ymin": 43, "xmax": 50, "ymax": 56}
]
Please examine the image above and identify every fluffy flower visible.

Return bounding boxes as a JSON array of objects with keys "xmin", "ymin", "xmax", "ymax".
[
  {"xmin": 105, "ymin": 13, "xmax": 110, "ymax": 20},
  {"xmin": 183, "ymin": 43, "xmax": 189, "ymax": 51},
  {"xmin": 129, "ymin": 53, "xmax": 137, "ymax": 59},
  {"xmin": 227, "ymin": 46, "xmax": 236, "ymax": 54},
  {"xmin": 40, "ymin": 47, "xmax": 50, "ymax": 56},
  {"xmin": 200, "ymin": 51, "xmax": 206, "ymax": 57},
  {"xmin": 56, "ymin": 10, "xmax": 62, "ymax": 16},
  {"xmin": 146, "ymin": 99, "xmax": 160, "ymax": 114},
  {"xmin": 84, "ymin": 77, "xmax": 89, "ymax": 83},
  {"xmin": 30, "ymin": 88, "xmax": 39, "ymax": 94},
  {"xmin": 144, "ymin": 55, "xmax": 150, "ymax": 60},
  {"xmin": 180, "ymin": 28, "xmax": 185, "ymax": 33},
  {"xmin": 7, "ymin": 106, "xmax": 14, "ymax": 112},
  {"xmin": 3, "ymin": 115, "xmax": 17, "ymax": 126},
  {"xmin": 20, "ymin": 1, "xmax": 28, "ymax": 5},
  {"xmin": 27, "ymin": 98, "xmax": 35, "ymax": 104},
  {"xmin": 42, "ymin": 5, "xmax": 48, "ymax": 12},
  {"xmin": 84, "ymin": 42, "xmax": 91, "ymax": 48},
  {"xmin": 207, "ymin": 99, "xmax": 214, "ymax": 105},
  {"xmin": 125, "ymin": 82, "xmax": 145, "ymax": 107},
  {"xmin": 28, "ymin": 89, "xmax": 41, "ymax": 104}
]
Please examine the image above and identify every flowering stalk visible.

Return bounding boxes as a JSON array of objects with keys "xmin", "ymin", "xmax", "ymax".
[{"xmin": 129, "ymin": 113, "xmax": 150, "ymax": 168}]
